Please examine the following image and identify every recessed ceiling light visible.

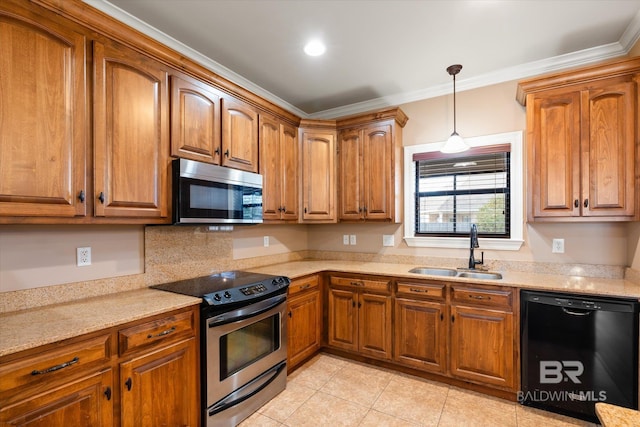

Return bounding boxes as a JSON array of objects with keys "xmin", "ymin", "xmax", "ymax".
[{"xmin": 304, "ymin": 40, "xmax": 326, "ymax": 56}]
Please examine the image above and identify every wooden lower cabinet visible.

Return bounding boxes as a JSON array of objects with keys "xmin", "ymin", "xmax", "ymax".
[
  {"xmin": 0, "ymin": 305, "xmax": 199, "ymax": 427},
  {"xmin": 120, "ymin": 338, "xmax": 198, "ymax": 427},
  {"xmin": 449, "ymin": 305, "xmax": 515, "ymax": 389},
  {"xmin": 287, "ymin": 275, "xmax": 322, "ymax": 369},
  {"xmin": 448, "ymin": 285, "xmax": 516, "ymax": 390},
  {"xmin": 327, "ymin": 276, "xmax": 392, "ymax": 360},
  {"xmin": 394, "ymin": 298, "xmax": 446, "ymax": 374},
  {"xmin": 0, "ymin": 369, "xmax": 113, "ymax": 427}
]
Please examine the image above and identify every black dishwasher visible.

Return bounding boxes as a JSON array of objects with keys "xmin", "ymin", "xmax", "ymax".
[{"xmin": 521, "ymin": 290, "xmax": 639, "ymax": 423}]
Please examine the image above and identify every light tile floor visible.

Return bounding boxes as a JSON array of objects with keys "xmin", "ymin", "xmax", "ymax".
[{"xmin": 239, "ymin": 353, "xmax": 599, "ymax": 427}]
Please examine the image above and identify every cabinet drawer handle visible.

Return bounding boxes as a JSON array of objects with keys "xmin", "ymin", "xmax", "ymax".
[
  {"xmin": 78, "ymin": 190, "xmax": 85, "ymax": 203},
  {"xmin": 350, "ymin": 281, "xmax": 363, "ymax": 287},
  {"xmin": 410, "ymin": 288, "xmax": 426, "ymax": 293},
  {"xmin": 469, "ymin": 295, "xmax": 491, "ymax": 300},
  {"xmin": 98, "ymin": 192, "xmax": 105, "ymax": 204},
  {"xmin": 104, "ymin": 386, "xmax": 112, "ymax": 401},
  {"xmin": 299, "ymin": 284, "xmax": 310, "ymax": 290},
  {"xmin": 31, "ymin": 356, "xmax": 79, "ymax": 375},
  {"xmin": 147, "ymin": 326, "xmax": 176, "ymax": 339},
  {"xmin": 584, "ymin": 199, "xmax": 589, "ymax": 208},
  {"xmin": 574, "ymin": 199, "xmax": 579, "ymax": 208},
  {"xmin": 125, "ymin": 377, "xmax": 132, "ymax": 391}
]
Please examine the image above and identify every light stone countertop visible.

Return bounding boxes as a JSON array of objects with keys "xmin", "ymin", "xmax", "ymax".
[
  {"xmin": 0, "ymin": 288, "xmax": 201, "ymax": 358},
  {"xmin": 2, "ymin": 259, "xmax": 640, "ymax": 359},
  {"xmin": 247, "ymin": 260, "xmax": 640, "ymax": 299},
  {"xmin": 596, "ymin": 402, "xmax": 640, "ymax": 427}
]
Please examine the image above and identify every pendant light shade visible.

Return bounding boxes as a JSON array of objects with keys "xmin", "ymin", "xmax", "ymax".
[{"xmin": 441, "ymin": 64, "xmax": 469, "ymax": 153}]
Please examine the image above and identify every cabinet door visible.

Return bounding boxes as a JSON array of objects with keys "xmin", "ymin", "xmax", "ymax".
[
  {"xmin": 358, "ymin": 292, "xmax": 392, "ymax": 360},
  {"xmin": 301, "ymin": 132, "xmax": 336, "ymax": 221},
  {"xmin": 93, "ymin": 40, "xmax": 170, "ymax": 221},
  {"xmin": 260, "ymin": 115, "xmax": 282, "ymax": 220},
  {"xmin": 528, "ymin": 91, "xmax": 581, "ymax": 219},
  {"xmin": 170, "ymin": 74, "xmax": 221, "ymax": 164},
  {"xmin": 280, "ymin": 123, "xmax": 299, "ymax": 220},
  {"xmin": 120, "ymin": 338, "xmax": 198, "ymax": 427},
  {"xmin": 0, "ymin": 370, "xmax": 113, "ymax": 427},
  {"xmin": 287, "ymin": 290, "xmax": 321, "ymax": 368},
  {"xmin": 221, "ymin": 98, "xmax": 258, "ymax": 172},
  {"xmin": 0, "ymin": 11, "xmax": 87, "ymax": 218},
  {"xmin": 449, "ymin": 305, "xmax": 515, "ymax": 389},
  {"xmin": 394, "ymin": 298, "xmax": 446, "ymax": 373},
  {"xmin": 327, "ymin": 288, "xmax": 357, "ymax": 351},
  {"xmin": 338, "ymin": 129, "xmax": 363, "ymax": 220},
  {"xmin": 363, "ymin": 125, "xmax": 393, "ymax": 220},
  {"xmin": 582, "ymin": 81, "xmax": 635, "ymax": 217}
]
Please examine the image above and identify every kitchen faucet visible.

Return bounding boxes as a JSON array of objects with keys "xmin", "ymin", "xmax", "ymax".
[{"xmin": 469, "ymin": 223, "xmax": 484, "ymax": 270}]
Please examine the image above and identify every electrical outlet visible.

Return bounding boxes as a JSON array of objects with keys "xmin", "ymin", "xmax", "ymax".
[
  {"xmin": 552, "ymin": 239, "xmax": 565, "ymax": 254},
  {"xmin": 77, "ymin": 247, "xmax": 91, "ymax": 266},
  {"xmin": 382, "ymin": 234, "xmax": 395, "ymax": 247},
  {"xmin": 263, "ymin": 236, "xmax": 269, "ymax": 247},
  {"xmin": 349, "ymin": 235, "xmax": 357, "ymax": 245},
  {"xmin": 343, "ymin": 235, "xmax": 350, "ymax": 245}
]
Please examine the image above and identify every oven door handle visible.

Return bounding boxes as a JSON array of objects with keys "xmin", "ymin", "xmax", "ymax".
[
  {"xmin": 208, "ymin": 294, "xmax": 286, "ymax": 327},
  {"xmin": 208, "ymin": 360, "xmax": 286, "ymax": 417}
]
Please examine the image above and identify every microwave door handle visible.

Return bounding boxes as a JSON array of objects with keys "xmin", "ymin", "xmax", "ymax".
[{"xmin": 208, "ymin": 294, "xmax": 286, "ymax": 327}]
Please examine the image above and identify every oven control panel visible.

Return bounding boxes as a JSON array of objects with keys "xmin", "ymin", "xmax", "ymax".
[{"xmin": 203, "ymin": 276, "xmax": 290, "ymax": 306}]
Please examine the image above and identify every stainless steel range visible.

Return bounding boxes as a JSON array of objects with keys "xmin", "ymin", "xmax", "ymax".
[{"xmin": 152, "ymin": 271, "xmax": 290, "ymax": 427}]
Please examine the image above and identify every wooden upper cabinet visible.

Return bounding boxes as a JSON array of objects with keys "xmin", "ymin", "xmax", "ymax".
[
  {"xmin": 260, "ymin": 115, "xmax": 298, "ymax": 221},
  {"xmin": 336, "ymin": 109, "xmax": 407, "ymax": 222},
  {"xmin": 339, "ymin": 125, "xmax": 394, "ymax": 220},
  {"xmin": 518, "ymin": 57, "xmax": 640, "ymax": 222},
  {"xmin": 170, "ymin": 74, "xmax": 221, "ymax": 164},
  {"xmin": 93, "ymin": 40, "xmax": 170, "ymax": 221},
  {"xmin": 300, "ymin": 126, "xmax": 337, "ymax": 222},
  {"xmin": 0, "ymin": 9, "xmax": 87, "ymax": 218},
  {"xmin": 221, "ymin": 97, "xmax": 259, "ymax": 172}
]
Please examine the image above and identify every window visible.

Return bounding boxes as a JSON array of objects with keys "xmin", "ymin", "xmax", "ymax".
[
  {"xmin": 403, "ymin": 131, "xmax": 524, "ymax": 250},
  {"xmin": 415, "ymin": 146, "xmax": 510, "ymax": 237}
]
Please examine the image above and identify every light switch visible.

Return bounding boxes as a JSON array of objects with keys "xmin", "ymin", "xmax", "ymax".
[
  {"xmin": 343, "ymin": 235, "xmax": 350, "ymax": 245},
  {"xmin": 349, "ymin": 235, "xmax": 357, "ymax": 245}
]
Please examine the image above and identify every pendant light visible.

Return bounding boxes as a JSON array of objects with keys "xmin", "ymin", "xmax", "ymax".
[{"xmin": 441, "ymin": 64, "xmax": 469, "ymax": 153}]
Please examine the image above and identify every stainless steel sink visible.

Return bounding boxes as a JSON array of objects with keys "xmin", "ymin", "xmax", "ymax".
[
  {"xmin": 409, "ymin": 267, "xmax": 502, "ymax": 280},
  {"xmin": 408, "ymin": 267, "xmax": 457, "ymax": 277},
  {"xmin": 456, "ymin": 271, "xmax": 503, "ymax": 280}
]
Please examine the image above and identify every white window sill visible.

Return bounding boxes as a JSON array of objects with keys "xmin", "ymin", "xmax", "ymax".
[{"xmin": 404, "ymin": 236, "xmax": 524, "ymax": 251}]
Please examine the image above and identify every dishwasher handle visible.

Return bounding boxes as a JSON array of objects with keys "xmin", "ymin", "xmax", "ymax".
[{"xmin": 562, "ymin": 307, "xmax": 592, "ymax": 316}]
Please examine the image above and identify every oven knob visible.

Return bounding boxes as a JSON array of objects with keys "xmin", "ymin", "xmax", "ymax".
[
  {"xmin": 224, "ymin": 291, "xmax": 231, "ymax": 299},
  {"xmin": 271, "ymin": 279, "xmax": 278, "ymax": 286},
  {"xmin": 213, "ymin": 294, "xmax": 222, "ymax": 301}
]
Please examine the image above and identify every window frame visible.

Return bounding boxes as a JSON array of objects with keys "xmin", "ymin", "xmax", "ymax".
[{"xmin": 403, "ymin": 131, "xmax": 524, "ymax": 250}]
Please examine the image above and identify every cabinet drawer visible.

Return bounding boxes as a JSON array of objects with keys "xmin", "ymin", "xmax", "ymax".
[
  {"xmin": 289, "ymin": 275, "xmax": 319, "ymax": 296},
  {"xmin": 330, "ymin": 276, "xmax": 390, "ymax": 293},
  {"xmin": 397, "ymin": 282, "xmax": 445, "ymax": 300},
  {"xmin": 119, "ymin": 309, "xmax": 195, "ymax": 356},
  {"xmin": 451, "ymin": 286, "xmax": 513, "ymax": 309},
  {"xmin": 0, "ymin": 334, "xmax": 112, "ymax": 394}
]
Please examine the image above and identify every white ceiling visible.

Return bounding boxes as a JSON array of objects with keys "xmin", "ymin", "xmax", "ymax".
[{"xmin": 87, "ymin": 0, "xmax": 640, "ymax": 118}]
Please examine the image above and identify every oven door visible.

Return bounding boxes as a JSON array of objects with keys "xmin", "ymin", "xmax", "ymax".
[{"xmin": 205, "ymin": 294, "xmax": 287, "ymax": 408}]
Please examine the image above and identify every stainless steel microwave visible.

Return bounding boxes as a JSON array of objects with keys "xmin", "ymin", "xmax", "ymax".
[{"xmin": 173, "ymin": 158, "xmax": 263, "ymax": 224}]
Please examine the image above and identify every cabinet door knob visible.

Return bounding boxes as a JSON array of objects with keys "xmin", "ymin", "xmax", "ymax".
[
  {"xmin": 304, "ymin": 207, "xmax": 307, "ymax": 214},
  {"xmin": 104, "ymin": 386, "xmax": 112, "ymax": 401},
  {"xmin": 98, "ymin": 192, "xmax": 105, "ymax": 204},
  {"xmin": 288, "ymin": 311, "xmax": 292, "ymax": 318},
  {"xmin": 215, "ymin": 147, "xmax": 221, "ymax": 155},
  {"xmin": 224, "ymin": 149, "xmax": 230, "ymax": 157},
  {"xmin": 584, "ymin": 199, "xmax": 589, "ymax": 208},
  {"xmin": 78, "ymin": 190, "xmax": 85, "ymax": 203},
  {"xmin": 574, "ymin": 199, "xmax": 579, "ymax": 208},
  {"xmin": 125, "ymin": 377, "xmax": 132, "ymax": 391}
]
